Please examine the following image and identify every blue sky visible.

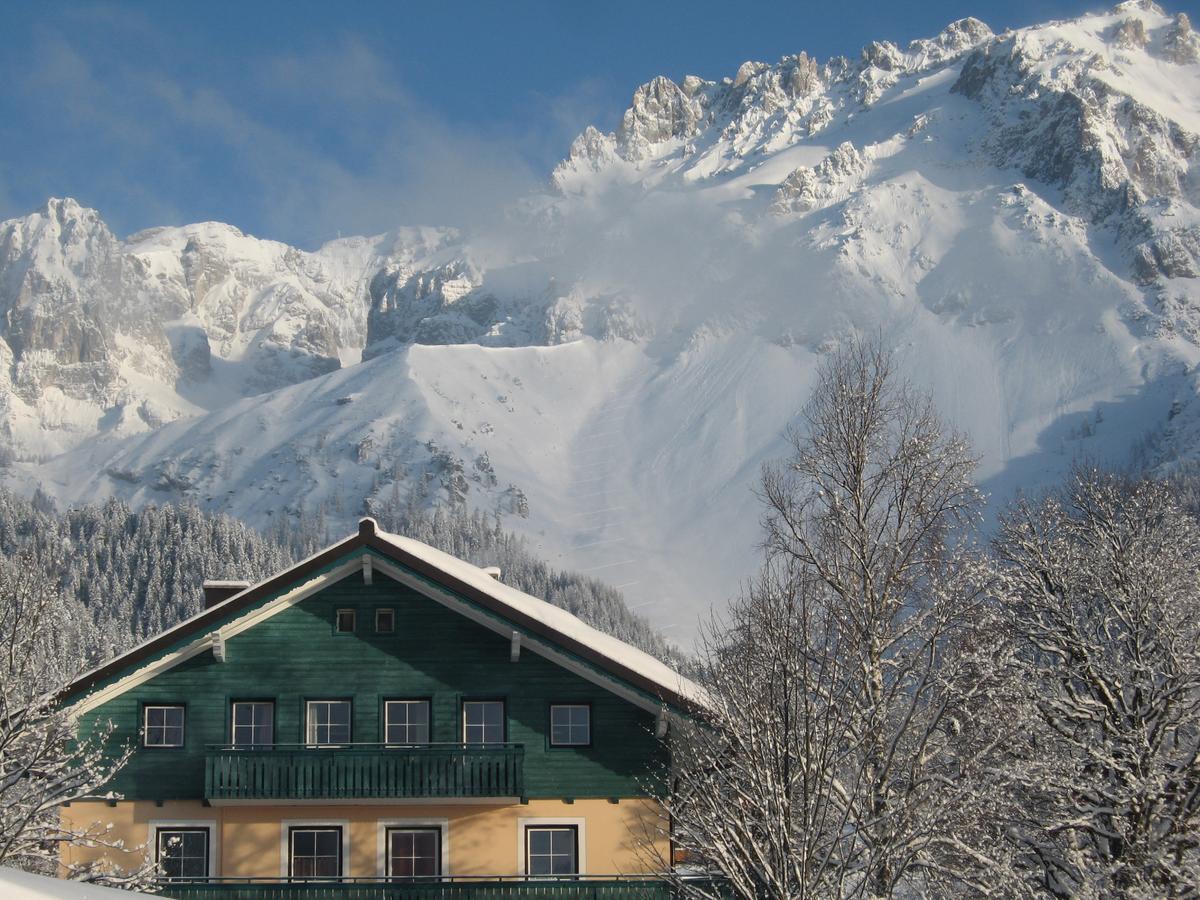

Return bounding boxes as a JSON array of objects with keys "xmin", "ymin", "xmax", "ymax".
[{"xmin": 1, "ymin": 0, "xmax": 1193, "ymax": 247}]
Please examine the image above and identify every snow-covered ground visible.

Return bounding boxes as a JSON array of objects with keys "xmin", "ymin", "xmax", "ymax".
[{"xmin": 0, "ymin": 868, "xmax": 152, "ymax": 899}]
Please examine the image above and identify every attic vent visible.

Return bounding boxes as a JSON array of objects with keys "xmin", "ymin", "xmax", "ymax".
[
  {"xmin": 203, "ymin": 580, "xmax": 251, "ymax": 610},
  {"xmin": 482, "ymin": 566, "xmax": 502, "ymax": 581}
]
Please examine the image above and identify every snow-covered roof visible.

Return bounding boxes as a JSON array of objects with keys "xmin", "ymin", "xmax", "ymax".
[
  {"xmin": 374, "ymin": 526, "xmax": 707, "ymax": 709},
  {"xmin": 61, "ymin": 518, "xmax": 706, "ymax": 715}
]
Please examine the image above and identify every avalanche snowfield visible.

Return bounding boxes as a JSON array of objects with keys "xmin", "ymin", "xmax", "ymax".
[{"xmin": 3, "ymin": 2, "xmax": 1200, "ymax": 640}]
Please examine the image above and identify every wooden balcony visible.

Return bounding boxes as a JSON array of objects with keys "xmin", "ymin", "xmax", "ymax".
[{"xmin": 204, "ymin": 743, "xmax": 525, "ymax": 803}]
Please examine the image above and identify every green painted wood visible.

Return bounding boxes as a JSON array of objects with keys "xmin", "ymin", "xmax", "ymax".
[
  {"xmin": 205, "ymin": 745, "xmax": 523, "ymax": 801},
  {"xmin": 78, "ymin": 570, "xmax": 667, "ymax": 800}
]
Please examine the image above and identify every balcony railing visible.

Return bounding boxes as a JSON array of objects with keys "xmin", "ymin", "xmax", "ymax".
[
  {"xmin": 205, "ymin": 743, "xmax": 525, "ymax": 802},
  {"xmin": 154, "ymin": 876, "xmax": 713, "ymax": 900}
]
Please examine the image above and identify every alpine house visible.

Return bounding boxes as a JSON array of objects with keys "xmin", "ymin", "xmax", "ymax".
[{"xmin": 57, "ymin": 518, "xmax": 705, "ymax": 897}]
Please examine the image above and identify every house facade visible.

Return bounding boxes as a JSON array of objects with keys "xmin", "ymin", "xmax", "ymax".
[{"xmin": 59, "ymin": 518, "xmax": 704, "ymax": 897}]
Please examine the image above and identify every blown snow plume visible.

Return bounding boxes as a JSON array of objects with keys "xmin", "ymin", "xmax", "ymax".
[{"xmin": 2, "ymin": 2, "xmax": 1200, "ymax": 639}]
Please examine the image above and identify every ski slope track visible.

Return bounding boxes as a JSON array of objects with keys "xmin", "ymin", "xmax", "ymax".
[{"xmin": 4, "ymin": 2, "xmax": 1200, "ymax": 641}]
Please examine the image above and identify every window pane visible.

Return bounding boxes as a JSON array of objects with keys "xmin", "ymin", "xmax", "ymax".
[
  {"xmin": 389, "ymin": 829, "xmax": 440, "ymax": 879},
  {"xmin": 291, "ymin": 828, "xmax": 341, "ymax": 879},
  {"xmin": 232, "ymin": 702, "xmax": 274, "ymax": 748},
  {"xmin": 145, "ymin": 706, "xmax": 184, "ymax": 746},
  {"xmin": 464, "ymin": 701, "xmax": 504, "ymax": 744},
  {"xmin": 550, "ymin": 705, "xmax": 590, "ymax": 745},
  {"xmin": 159, "ymin": 830, "xmax": 208, "ymax": 879},
  {"xmin": 527, "ymin": 827, "xmax": 576, "ymax": 877},
  {"xmin": 386, "ymin": 701, "xmax": 431, "ymax": 744},
  {"xmin": 308, "ymin": 701, "xmax": 351, "ymax": 744},
  {"xmin": 315, "ymin": 831, "xmax": 339, "ymax": 855}
]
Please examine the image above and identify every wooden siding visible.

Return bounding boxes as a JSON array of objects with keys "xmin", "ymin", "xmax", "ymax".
[{"xmin": 77, "ymin": 570, "xmax": 666, "ymax": 800}]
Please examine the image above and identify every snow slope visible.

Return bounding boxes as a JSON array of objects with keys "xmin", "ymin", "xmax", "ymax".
[{"xmin": 6, "ymin": 2, "xmax": 1200, "ymax": 639}]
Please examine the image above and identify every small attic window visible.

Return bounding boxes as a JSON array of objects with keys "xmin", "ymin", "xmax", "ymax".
[
  {"xmin": 376, "ymin": 609, "xmax": 395, "ymax": 634},
  {"xmin": 335, "ymin": 609, "xmax": 356, "ymax": 634}
]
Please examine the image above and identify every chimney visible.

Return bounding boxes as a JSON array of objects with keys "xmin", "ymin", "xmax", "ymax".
[
  {"xmin": 482, "ymin": 566, "xmax": 502, "ymax": 581},
  {"xmin": 203, "ymin": 580, "xmax": 251, "ymax": 610}
]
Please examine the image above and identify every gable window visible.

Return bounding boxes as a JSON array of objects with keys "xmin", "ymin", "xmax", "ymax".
[
  {"xmin": 289, "ymin": 826, "xmax": 342, "ymax": 879},
  {"xmin": 306, "ymin": 700, "xmax": 352, "ymax": 746},
  {"xmin": 335, "ymin": 609, "xmax": 356, "ymax": 633},
  {"xmin": 156, "ymin": 828, "xmax": 209, "ymax": 879},
  {"xmin": 375, "ymin": 608, "xmax": 395, "ymax": 633},
  {"xmin": 386, "ymin": 828, "xmax": 441, "ymax": 879},
  {"xmin": 144, "ymin": 705, "xmax": 185, "ymax": 748},
  {"xmin": 463, "ymin": 700, "xmax": 505, "ymax": 744},
  {"xmin": 526, "ymin": 826, "xmax": 578, "ymax": 876},
  {"xmin": 231, "ymin": 701, "xmax": 274, "ymax": 748},
  {"xmin": 549, "ymin": 704, "xmax": 591, "ymax": 747},
  {"xmin": 385, "ymin": 700, "xmax": 430, "ymax": 745}
]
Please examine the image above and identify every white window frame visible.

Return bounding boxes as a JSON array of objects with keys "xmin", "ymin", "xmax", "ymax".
[
  {"xmin": 335, "ymin": 608, "xmax": 356, "ymax": 633},
  {"xmin": 549, "ymin": 704, "xmax": 591, "ymax": 747},
  {"xmin": 462, "ymin": 700, "xmax": 505, "ymax": 745},
  {"xmin": 231, "ymin": 700, "xmax": 274, "ymax": 748},
  {"xmin": 517, "ymin": 817, "xmax": 586, "ymax": 876},
  {"xmin": 384, "ymin": 700, "xmax": 431, "ymax": 746},
  {"xmin": 143, "ymin": 704, "xmax": 186, "ymax": 748},
  {"xmin": 306, "ymin": 700, "xmax": 352, "ymax": 746},
  {"xmin": 149, "ymin": 820, "xmax": 217, "ymax": 879},
  {"xmin": 280, "ymin": 819, "xmax": 350, "ymax": 879},
  {"xmin": 375, "ymin": 818, "xmax": 449, "ymax": 878},
  {"xmin": 375, "ymin": 608, "xmax": 395, "ymax": 633}
]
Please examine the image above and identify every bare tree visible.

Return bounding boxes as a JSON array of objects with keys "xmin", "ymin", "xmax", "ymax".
[
  {"xmin": 0, "ymin": 550, "xmax": 155, "ymax": 887},
  {"xmin": 993, "ymin": 467, "xmax": 1200, "ymax": 897},
  {"xmin": 658, "ymin": 337, "xmax": 1013, "ymax": 897},
  {"xmin": 655, "ymin": 559, "xmax": 860, "ymax": 898}
]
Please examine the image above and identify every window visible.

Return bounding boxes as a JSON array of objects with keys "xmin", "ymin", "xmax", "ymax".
[
  {"xmin": 549, "ymin": 704, "xmax": 591, "ymax": 747},
  {"xmin": 386, "ymin": 828, "xmax": 440, "ymax": 879},
  {"xmin": 306, "ymin": 700, "xmax": 352, "ymax": 745},
  {"xmin": 335, "ymin": 609, "xmax": 356, "ymax": 633},
  {"xmin": 289, "ymin": 827, "xmax": 342, "ymax": 879},
  {"xmin": 156, "ymin": 828, "xmax": 209, "ymax": 879},
  {"xmin": 231, "ymin": 701, "xmax": 274, "ymax": 748},
  {"xmin": 526, "ymin": 826, "xmax": 578, "ymax": 876},
  {"xmin": 462, "ymin": 700, "xmax": 505, "ymax": 744},
  {"xmin": 385, "ymin": 700, "xmax": 430, "ymax": 745},
  {"xmin": 143, "ymin": 705, "xmax": 185, "ymax": 747},
  {"xmin": 376, "ymin": 608, "xmax": 395, "ymax": 633}
]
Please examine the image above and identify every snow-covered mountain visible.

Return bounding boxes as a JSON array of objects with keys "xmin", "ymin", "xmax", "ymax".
[{"xmin": 5, "ymin": 1, "xmax": 1200, "ymax": 638}]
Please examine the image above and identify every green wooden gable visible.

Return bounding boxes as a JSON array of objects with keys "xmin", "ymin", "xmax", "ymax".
[{"xmin": 68, "ymin": 525, "xmax": 686, "ymax": 802}]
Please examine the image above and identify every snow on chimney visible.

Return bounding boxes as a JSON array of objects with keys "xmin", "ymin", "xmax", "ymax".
[
  {"xmin": 482, "ymin": 566, "xmax": 502, "ymax": 581},
  {"xmin": 203, "ymin": 580, "xmax": 251, "ymax": 609}
]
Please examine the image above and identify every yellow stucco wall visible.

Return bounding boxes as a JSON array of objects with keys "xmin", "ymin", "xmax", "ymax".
[{"xmin": 60, "ymin": 798, "xmax": 668, "ymax": 878}]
